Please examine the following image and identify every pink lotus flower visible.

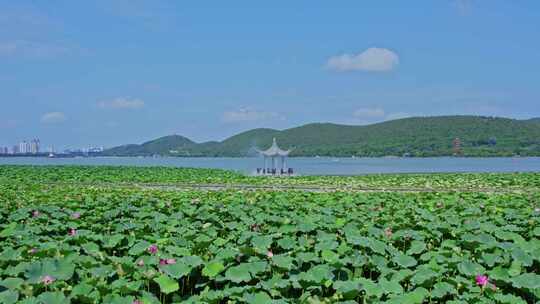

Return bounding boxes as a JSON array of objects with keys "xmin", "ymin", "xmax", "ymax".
[
  {"xmin": 28, "ymin": 248, "xmax": 38, "ymax": 254},
  {"xmin": 71, "ymin": 212, "xmax": 81, "ymax": 219},
  {"xmin": 133, "ymin": 300, "xmax": 143, "ymax": 304},
  {"xmin": 69, "ymin": 228, "xmax": 77, "ymax": 236},
  {"xmin": 148, "ymin": 244, "xmax": 158, "ymax": 254},
  {"xmin": 267, "ymin": 250, "xmax": 274, "ymax": 258},
  {"xmin": 136, "ymin": 260, "xmax": 144, "ymax": 267},
  {"xmin": 384, "ymin": 227, "xmax": 393, "ymax": 238},
  {"xmin": 32, "ymin": 210, "xmax": 40, "ymax": 218},
  {"xmin": 159, "ymin": 258, "xmax": 177, "ymax": 265},
  {"xmin": 476, "ymin": 275, "xmax": 489, "ymax": 287},
  {"xmin": 535, "ymin": 207, "xmax": 540, "ymax": 213},
  {"xmin": 41, "ymin": 275, "xmax": 55, "ymax": 285}
]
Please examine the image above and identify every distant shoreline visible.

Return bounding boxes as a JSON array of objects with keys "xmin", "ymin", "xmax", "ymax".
[{"xmin": 0, "ymin": 155, "xmax": 536, "ymax": 159}]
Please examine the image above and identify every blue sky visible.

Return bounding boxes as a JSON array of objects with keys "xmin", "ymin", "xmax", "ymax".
[{"xmin": 1, "ymin": 1, "xmax": 539, "ymax": 149}]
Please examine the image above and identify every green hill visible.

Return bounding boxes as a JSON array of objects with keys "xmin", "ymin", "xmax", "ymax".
[
  {"xmin": 103, "ymin": 116, "xmax": 540, "ymax": 157},
  {"xmin": 104, "ymin": 135, "xmax": 195, "ymax": 156}
]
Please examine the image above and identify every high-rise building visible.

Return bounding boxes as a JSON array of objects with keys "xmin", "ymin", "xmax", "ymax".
[
  {"xmin": 19, "ymin": 141, "xmax": 27, "ymax": 154},
  {"xmin": 30, "ymin": 139, "xmax": 40, "ymax": 154},
  {"xmin": 12, "ymin": 145, "xmax": 19, "ymax": 154}
]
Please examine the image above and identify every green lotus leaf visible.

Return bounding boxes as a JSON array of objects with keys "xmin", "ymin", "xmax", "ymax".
[
  {"xmin": 393, "ymin": 254, "xmax": 417, "ymax": 268},
  {"xmin": 430, "ymin": 282, "xmax": 457, "ymax": 298},
  {"xmin": 489, "ymin": 266, "xmax": 510, "ymax": 281},
  {"xmin": 272, "ymin": 255, "xmax": 294, "ymax": 270},
  {"xmin": 384, "ymin": 287, "xmax": 428, "ymax": 304},
  {"xmin": 247, "ymin": 261, "xmax": 268, "ymax": 275},
  {"xmin": 202, "ymin": 261, "xmax": 225, "ymax": 278},
  {"xmin": 70, "ymin": 283, "xmax": 94, "ymax": 298},
  {"xmin": 0, "ymin": 290, "xmax": 19, "ymax": 304},
  {"xmin": 251, "ymin": 235, "xmax": 273, "ymax": 251},
  {"xmin": 358, "ymin": 278, "xmax": 382, "ymax": 298},
  {"xmin": 300, "ymin": 264, "xmax": 333, "ymax": 283},
  {"xmin": 510, "ymin": 273, "xmax": 540, "ymax": 289},
  {"xmin": 379, "ymin": 278, "xmax": 404, "ymax": 295},
  {"xmin": 140, "ymin": 291, "xmax": 161, "ymax": 304},
  {"xmin": 244, "ymin": 291, "xmax": 272, "ymax": 304},
  {"xmin": 0, "ymin": 222, "xmax": 17, "ymax": 238},
  {"xmin": 0, "ymin": 248, "xmax": 21, "ymax": 262},
  {"xmin": 37, "ymin": 291, "xmax": 69, "ymax": 304},
  {"xmin": 493, "ymin": 293, "xmax": 527, "ymax": 304},
  {"xmin": 17, "ymin": 297, "xmax": 39, "ymax": 304},
  {"xmin": 153, "ymin": 274, "xmax": 179, "ymax": 294},
  {"xmin": 511, "ymin": 248, "xmax": 533, "ymax": 267},
  {"xmin": 160, "ymin": 262, "xmax": 191, "ymax": 279},
  {"xmin": 406, "ymin": 241, "xmax": 426, "ymax": 255},
  {"xmin": 277, "ymin": 237, "xmax": 296, "ymax": 250},
  {"xmin": 0, "ymin": 277, "xmax": 24, "ymax": 290},
  {"xmin": 457, "ymin": 261, "xmax": 485, "ymax": 277},
  {"xmin": 333, "ymin": 280, "xmax": 361, "ymax": 299},
  {"xmin": 321, "ymin": 249, "xmax": 340, "ymax": 264},
  {"xmin": 81, "ymin": 242, "xmax": 100, "ymax": 255},
  {"xmin": 102, "ymin": 295, "xmax": 136, "ymax": 304},
  {"xmin": 410, "ymin": 268, "xmax": 437, "ymax": 285},
  {"xmin": 103, "ymin": 234, "xmax": 124, "ymax": 248},
  {"xmin": 128, "ymin": 240, "xmax": 151, "ymax": 256},
  {"xmin": 225, "ymin": 264, "xmax": 252, "ymax": 283}
]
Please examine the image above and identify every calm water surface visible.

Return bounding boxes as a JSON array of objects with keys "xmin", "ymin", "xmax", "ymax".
[{"xmin": 1, "ymin": 157, "xmax": 539, "ymax": 175}]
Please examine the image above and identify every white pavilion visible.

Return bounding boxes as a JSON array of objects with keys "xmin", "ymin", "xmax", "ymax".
[{"xmin": 257, "ymin": 138, "xmax": 293, "ymax": 175}]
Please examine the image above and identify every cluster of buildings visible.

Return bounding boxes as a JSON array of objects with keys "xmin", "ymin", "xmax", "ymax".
[
  {"xmin": 63, "ymin": 147, "xmax": 104, "ymax": 154},
  {"xmin": 0, "ymin": 139, "xmax": 104, "ymax": 156},
  {"xmin": 0, "ymin": 139, "xmax": 42, "ymax": 155}
]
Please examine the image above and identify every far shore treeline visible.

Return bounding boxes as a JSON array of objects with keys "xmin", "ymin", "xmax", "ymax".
[{"xmin": 102, "ymin": 115, "xmax": 540, "ymax": 157}]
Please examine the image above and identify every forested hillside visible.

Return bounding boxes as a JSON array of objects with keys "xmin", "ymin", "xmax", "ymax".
[{"xmin": 103, "ymin": 116, "xmax": 540, "ymax": 157}]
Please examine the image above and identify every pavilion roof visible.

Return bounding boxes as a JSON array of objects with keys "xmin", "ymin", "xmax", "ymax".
[{"xmin": 259, "ymin": 138, "xmax": 291, "ymax": 157}]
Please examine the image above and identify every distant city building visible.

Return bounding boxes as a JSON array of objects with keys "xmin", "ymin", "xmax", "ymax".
[
  {"xmin": 0, "ymin": 147, "xmax": 8, "ymax": 154},
  {"xmin": 30, "ymin": 139, "xmax": 40, "ymax": 154},
  {"xmin": 12, "ymin": 145, "xmax": 19, "ymax": 154},
  {"xmin": 19, "ymin": 141, "xmax": 27, "ymax": 154},
  {"xmin": 88, "ymin": 146, "xmax": 104, "ymax": 153}
]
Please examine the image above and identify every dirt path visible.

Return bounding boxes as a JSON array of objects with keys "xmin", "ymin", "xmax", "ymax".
[
  {"xmin": 84, "ymin": 182, "xmax": 532, "ymax": 193},
  {"xmin": 40, "ymin": 181, "xmax": 536, "ymax": 193}
]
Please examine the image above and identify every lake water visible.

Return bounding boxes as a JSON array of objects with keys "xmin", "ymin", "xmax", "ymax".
[{"xmin": 1, "ymin": 157, "xmax": 540, "ymax": 175}]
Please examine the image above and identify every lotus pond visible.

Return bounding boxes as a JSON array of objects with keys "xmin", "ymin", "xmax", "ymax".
[
  {"xmin": 0, "ymin": 167, "xmax": 539, "ymax": 303},
  {"xmin": 1, "ymin": 165, "xmax": 540, "ymax": 191}
]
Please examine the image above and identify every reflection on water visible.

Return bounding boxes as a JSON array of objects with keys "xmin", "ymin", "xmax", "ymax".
[{"xmin": 1, "ymin": 157, "xmax": 539, "ymax": 176}]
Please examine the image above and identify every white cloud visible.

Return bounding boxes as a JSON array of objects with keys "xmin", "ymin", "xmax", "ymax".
[
  {"xmin": 222, "ymin": 108, "xmax": 285, "ymax": 123},
  {"xmin": 353, "ymin": 107, "xmax": 386, "ymax": 119},
  {"xmin": 351, "ymin": 107, "xmax": 411, "ymax": 124},
  {"xmin": 327, "ymin": 48, "xmax": 399, "ymax": 72},
  {"xmin": 98, "ymin": 97, "xmax": 145, "ymax": 110},
  {"xmin": 41, "ymin": 112, "xmax": 66, "ymax": 124},
  {"xmin": 454, "ymin": 0, "xmax": 473, "ymax": 15},
  {"xmin": 386, "ymin": 112, "xmax": 411, "ymax": 120}
]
